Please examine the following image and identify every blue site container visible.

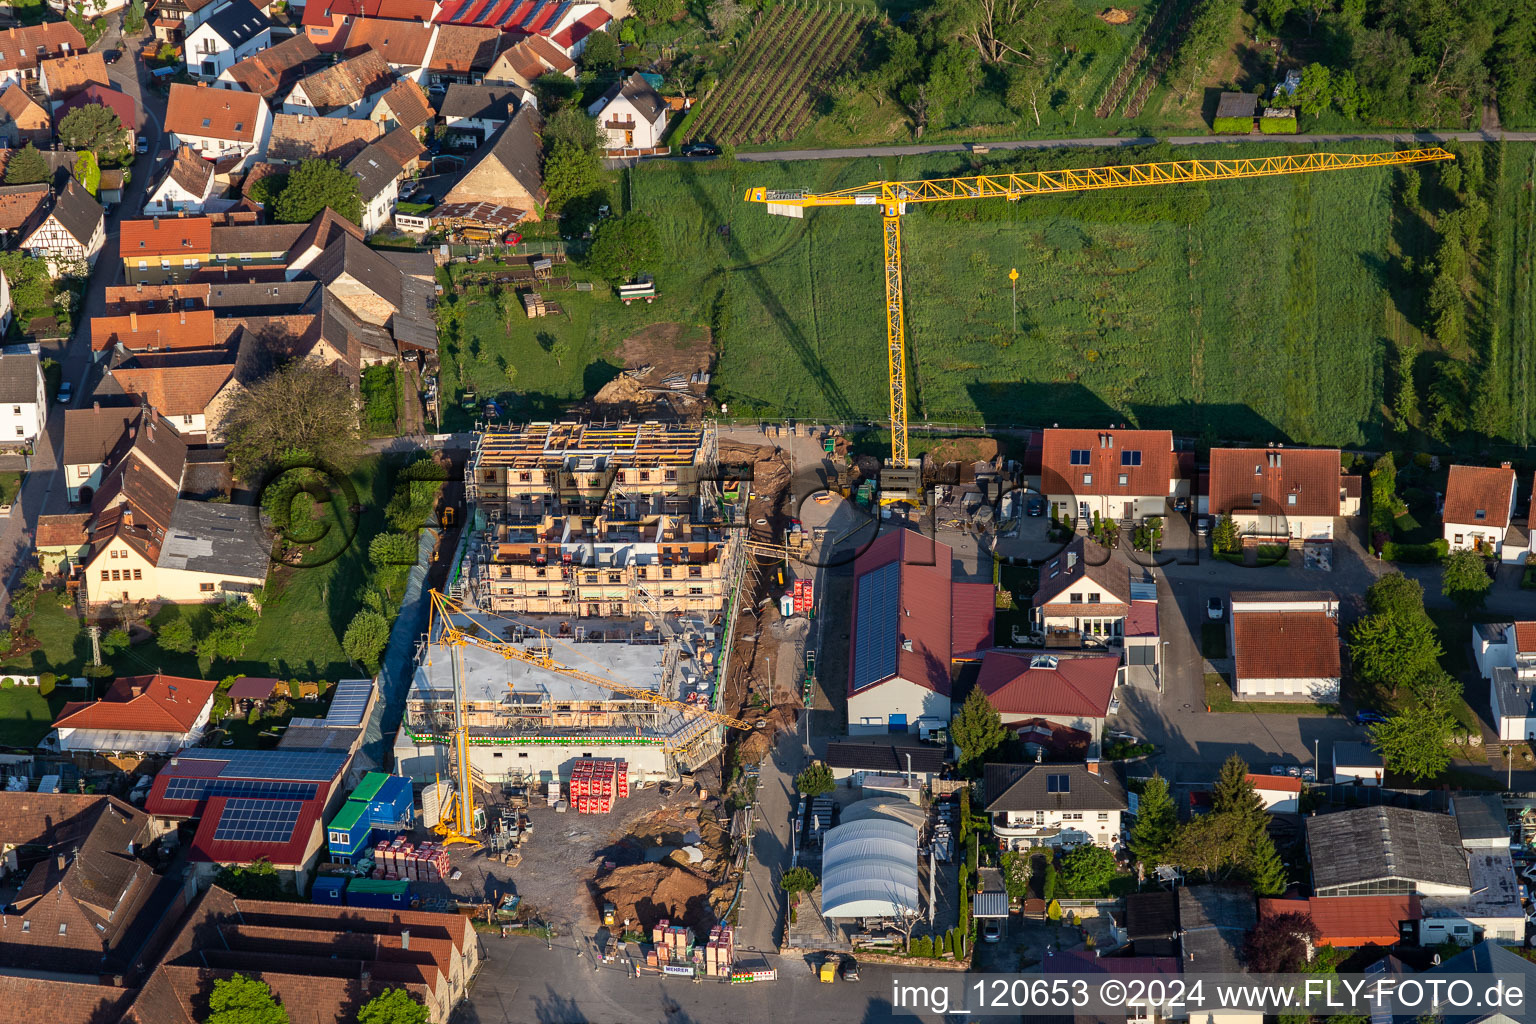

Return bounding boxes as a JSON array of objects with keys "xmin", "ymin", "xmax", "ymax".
[{"xmin": 311, "ymin": 876, "xmax": 347, "ymax": 905}]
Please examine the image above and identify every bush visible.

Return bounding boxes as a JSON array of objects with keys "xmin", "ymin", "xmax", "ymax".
[
  {"xmin": 1212, "ymin": 116, "xmax": 1252, "ymax": 133},
  {"xmin": 38, "ymin": 672, "xmax": 54, "ymax": 696},
  {"xmin": 157, "ymin": 618, "xmax": 196, "ymax": 654},
  {"xmin": 342, "ymin": 610, "xmax": 391, "ymax": 670},
  {"xmin": 1260, "ymin": 115, "xmax": 1299, "ymax": 134},
  {"xmin": 1383, "ymin": 538, "xmax": 1450, "ymax": 563},
  {"xmin": 0, "ymin": 677, "xmax": 12, "ymax": 688}
]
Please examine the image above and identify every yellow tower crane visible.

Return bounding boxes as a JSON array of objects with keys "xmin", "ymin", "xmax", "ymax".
[
  {"xmin": 424, "ymin": 590, "xmax": 758, "ymax": 842},
  {"xmin": 745, "ymin": 148, "xmax": 1455, "ymax": 494}
]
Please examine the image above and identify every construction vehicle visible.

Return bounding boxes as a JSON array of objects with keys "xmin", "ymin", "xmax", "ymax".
[
  {"xmin": 602, "ymin": 901, "xmax": 617, "ymax": 927},
  {"xmin": 818, "ymin": 955, "xmax": 838, "ymax": 983},
  {"xmin": 744, "ymin": 148, "xmax": 1455, "ymax": 503}
]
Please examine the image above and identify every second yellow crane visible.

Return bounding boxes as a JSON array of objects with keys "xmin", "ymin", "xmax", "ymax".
[{"xmin": 745, "ymin": 147, "xmax": 1455, "ymax": 492}]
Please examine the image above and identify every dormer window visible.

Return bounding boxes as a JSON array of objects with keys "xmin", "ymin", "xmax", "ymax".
[{"xmin": 1475, "ymin": 509, "xmax": 1487, "ymax": 520}]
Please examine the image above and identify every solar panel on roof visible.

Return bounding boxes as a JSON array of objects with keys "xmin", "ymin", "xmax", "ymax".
[
  {"xmin": 492, "ymin": 0, "xmax": 521, "ymax": 26},
  {"xmin": 445, "ymin": 0, "xmax": 476, "ymax": 21},
  {"xmin": 325, "ymin": 678, "xmax": 372, "ymax": 728},
  {"xmin": 213, "ymin": 798, "xmax": 304, "ymax": 844},
  {"xmin": 517, "ymin": 0, "xmax": 548, "ymax": 29},
  {"xmin": 220, "ymin": 749, "xmax": 346, "ymax": 781},
  {"xmin": 163, "ymin": 777, "xmax": 318, "ymax": 802},
  {"xmin": 537, "ymin": 1, "xmax": 571, "ymax": 32},
  {"xmin": 850, "ymin": 561, "xmax": 900, "ymax": 690}
]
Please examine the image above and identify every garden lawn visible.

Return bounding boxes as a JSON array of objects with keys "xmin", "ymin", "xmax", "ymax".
[
  {"xmin": 0, "ymin": 600, "xmax": 92, "ymax": 678},
  {"xmin": 1204, "ymin": 673, "xmax": 1338, "ymax": 716},
  {"xmin": 0, "ymin": 682, "xmax": 68, "ymax": 748}
]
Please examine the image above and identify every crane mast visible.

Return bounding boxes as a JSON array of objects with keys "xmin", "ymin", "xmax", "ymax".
[{"xmin": 746, "ymin": 147, "xmax": 1456, "ymax": 496}]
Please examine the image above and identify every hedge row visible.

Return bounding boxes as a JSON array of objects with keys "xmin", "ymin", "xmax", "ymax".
[
  {"xmin": 1212, "ymin": 116, "xmax": 1252, "ymax": 134},
  {"xmin": 1383, "ymin": 538, "xmax": 1450, "ymax": 563},
  {"xmin": 1260, "ymin": 117, "xmax": 1299, "ymax": 134}
]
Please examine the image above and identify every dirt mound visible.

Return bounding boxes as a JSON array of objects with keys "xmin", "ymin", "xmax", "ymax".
[
  {"xmin": 1098, "ymin": 6, "xmax": 1133, "ymax": 22},
  {"xmin": 618, "ymin": 322, "xmax": 714, "ymax": 378},
  {"xmin": 596, "ymin": 862, "xmax": 715, "ymax": 932},
  {"xmin": 925, "ymin": 436, "xmax": 1000, "ymax": 465},
  {"xmin": 736, "ymin": 705, "xmax": 796, "ymax": 764}
]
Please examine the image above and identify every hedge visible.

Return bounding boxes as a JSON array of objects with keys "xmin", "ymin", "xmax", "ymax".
[
  {"xmin": 1212, "ymin": 116, "xmax": 1252, "ymax": 134},
  {"xmin": 1260, "ymin": 117, "xmax": 1299, "ymax": 134},
  {"xmin": 1383, "ymin": 538, "xmax": 1449, "ymax": 563}
]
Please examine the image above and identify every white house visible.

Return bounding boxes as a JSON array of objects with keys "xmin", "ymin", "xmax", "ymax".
[
  {"xmin": 974, "ymin": 649, "xmax": 1121, "ymax": 754},
  {"xmin": 164, "ymin": 83, "xmax": 272, "ymax": 168},
  {"xmin": 143, "ymin": 146, "xmax": 218, "ymax": 215},
  {"xmin": 0, "ymin": 341, "xmax": 46, "ymax": 447},
  {"xmin": 344, "ymin": 126, "xmax": 425, "ymax": 234},
  {"xmin": 1332, "ymin": 741, "xmax": 1383, "ymax": 786},
  {"xmin": 1206, "ymin": 447, "xmax": 1361, "ymax": 543},
  {"xmin": 586, "ymin": 72, "xmax": 668, "ymax": 150},
  {"xmin": 983, "ymin": 761, "xmax": 1127, "ymax": 852},
  {"xmin": 1473, "ymin": 622, "xmax": 1536, "ymax": 740},
  {"xmin": 1041, "ymin": 427, "xmax": 1178, "ymax": 523},
  {"xmin": 49, "ymin": 674, "xmax": 218, "ymax": 755},
  {"xmin": 845, "ymin": 529, "xmax": 994, "ymax": 736},
  {"xmin": 1228, "ymin": 590, "xmax": 1340, "ymax": 702},
  {"xmin": 1443, "ymin": 463, "xmax": 1520, "ymax": 562},
  {"xmin": 186, "ymin": 0, "xmax": 273, "ymax": 81},
  {"xmin": 281, "ymin": 50, "xmax": 394, "ymax": 119},
  {"xmin": 20, "ymin": 178, "xmax": 103, "ymax": 277},
  {"xmin": 1031, "ymin": 536, "xmax": 1130, "ymax": 644},
  {"xmin": 1245, "ymin": 773, "xmax": 1300, "ymax": 814},
  {"xmin": 439, "ymin": 83, "xmax": 520, "ymax": 139}
]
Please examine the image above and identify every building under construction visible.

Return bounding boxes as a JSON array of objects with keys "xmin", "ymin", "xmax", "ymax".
[{"xmin": 391, "ymin": 609, "xmax": 734, "ymax": 786}]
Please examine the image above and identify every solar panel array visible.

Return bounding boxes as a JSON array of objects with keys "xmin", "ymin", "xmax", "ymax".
[
  {"xmin": 220, "ymin": 749, "xmax": 347, "ymax": 781},
  {"xmin": 213, "ymin": 799, "xmax": 304, "ymax": 844},
  {"xmin": 325, "ymin": 678, "xmax": 373, "ymax": 728},
  {"xmin": 850, "ymin": 561, "xmax": 900, "ymax": 690},
  {"xmin": 162, "ymin": 777, "xmax": 318, "ymax": 802}
]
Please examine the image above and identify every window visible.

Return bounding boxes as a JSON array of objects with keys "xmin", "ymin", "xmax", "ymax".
[
  {"xmin": 20, "ymin": 921, "xmax": 26, "ymax": 933},
  {"xmin": 58, "ymin": 923, "xmax": 65, "ymax": 935},
  {"xmin": 199, "ymin": 582, "xmax": 215, "ymax": 592},
  {"xmin": 133, "ymin": 569, "xmax": 142, "ymax": 580},
  {"xmin": 99, "ymin": 570, "xmax": 108, "ymax": 581},
  {"xmin": 138, "ymin": 260, "xmax": 147, "ymax": 270},
  {"xmin": 12, "ymin": 427, "xmax": 19, "ymax": 437},
  {"xmin": 1455, "ymin": 534, "xmax": 1464, "ymax": 544},
  {"xmin": 1069, "ymin": 449, "xmax": 1091, "ymax": 466},
  {"xmin": 1087, "ymin": 593, "xmax": 1100, "ymax": 603},
  {"xmin": 1082, "ymin": 473, "xmax": 1092, "ymax": 485},
  {"xmin": 1097, "ymin": 812, "xmax": 1109, "ymax": 821},
  {"xmin": 183, "ymin": 415, "xmax": 193, "ymax": 424},
  {"xmin": 202, "ymin": 118, "xmax": 211, "ymax": 127},
  {"xmin": 161, "ymin": 259, "xmax": 170, "ymax": 270},
  {"xmin": 1118, "ymin": 474, "xmax": 1127, "ymax": 485},
  {"xmin": 1046, "ymin": 774, "xmax": 1070, "ymax": 793},
  {"xmin": 111, "ymin": 569, "xmax": 121, "ymax": 581},
  {"xmin": 1070, "ymin": 593, "xmax": 1083, "ymax": 604},
  {"xmin": 1475, "ymin": 509, "xmax": 1487, "ymax": 520},
  {"xmin": 1252, "ymin": 492, "xmax": 1262, "ymax": 506},
  {"xmin": 492, "ymin": 751, "xmax": 503, "ymax": 758},
  {"xmin": 1120, "ymin": 450, "xmax": 1142, "ymax": 467},
  {"xmin": 518, "ymin": 472, "xmax": 531, "ymax": 482},
  {"xmin": 1287, "ymin": 493, "xmax": 1297, "ymax": 505},
  {"xmin": 10, "ymin": 407, "xmax": 17, "ymax": 415}
]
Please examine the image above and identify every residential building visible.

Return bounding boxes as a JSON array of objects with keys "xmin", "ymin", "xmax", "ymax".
[
  {"xmin": 372, "ymin": 76, "xmax": 435, "ymax": 135},
  {"xmin": 1245, "ymin": 772, "xmax": 1300, "ymax": 813},
  {"xmin": 143, "ymin": 145, "xmax": 219, "ymax": 215},
  {"xmin": 1443, "ymin": 463, "xmax": 1521, "ymax": 561},
  {"xmin": 187, "ymin": 0, "xmax": 273, "ymax": 80},
  {"xmin": 49, "ymin": 673, "xmax": 218, "ymax": 754},
  {"xmin": 1031, "ymin": 536, "xmax": 1131, "ymax": 644},
  {"xmin": 150, "ymin": 0, "xmax": 229, "ymax": 45},
  {"xmin": 442, "ymin": 105, "xmax": 545, "ymax": 218},
  {"xmin": 306, "ymin": 233, "xmax": 439, "ymax": 360},
  {"xmin": 587, "ymin": 72, "xmax": 668, "ymax": 150},
  {"xmin": 282, "ymin": 49, "xmax": 395, "ymax": 118},
  {"xmin": 1332, "ymin": 740, "xmax": 1383, "ymax": 785},
  {"xmin": 266, "ymin": 111, "xmax": 382, "ymax": 163},
  {"xmin": 434, "ymin": 0, "xmax": 609, "ymax": 59},
  {"xmin": 104, "ymin": 282, "xmax": 208, "ymax": 315},
  {"xmin": 143, "ymin": 749, "xmax": 350, "ymax": 885},
  {"xmin": 119, "ymin": 215, "xmax": 214, "ymax": 283},
  {"xmin": 164, "ymin": 82, "xmax": 271, "ymax": 167},
  {"xmin": 1475, "ymin": 622, "xmax": 1536, "ymax": 740},
  {"xmin": 90, "ymin": 309, "xmax": 219, "ymax": 353},
  {"xmin": 424, "ymin": 23, "xmax": 504, "ymax": 88},
  {"xmin": 36, "ymin": 52, "xmax": 108, "ymax": 109},
  {"xmin": 299, "ymin": 0, "xmax": 437, "ymax": 52},
  {"xmin": 19, "ymin": 177, "xmax": 102, "ymax": 277},
  {"xmin": 1228, "ymin": 590, "xmax": 1340, "ymax": 702},
  {"xmin": 823, "ymin": 736, "xmax": 946, "ymax": 789},
  {"xmin": 343, "ymin": 16, "xmax": 435, "ymax": 78},
  {"xmin": 846, "ymin": 529, "xmax": 995, "ymax": 736},
  {"xmin": 219, "ymin": 31, "xmax": 325, "ymax": 98},
  {"xmin": 60, "ymin": 402, "xmax": 141, "ymax": 501},
  {"xmin": 0, "ymin": 23, "xmax": 87, "ymax": 91},
  {"xmin": 483, "ymin": 34, "xmax": 575, "ymax": 90},
  {"xmin": 1040, "ymin": 427, "xmax": 1178, "ymax": 523},
  {"xmin": 974, "ymin": 649, "xmax": 1122, "ymax": 752},
  {"xmin": 85, "ymin": 497, "xmax": 270, "ymax": 607},
  {"xmin": 102, "ymin": 349, "xmax": 236, "ymax": 434},
  {"xmin": 1206, "ymin": 446, "xmax": 1360, "ymax": 543},
  {"xmin": 0, "ymin": 792, "xmax": 162, "ymax": 978},
  {"xmin": 53, "ymin": 83, "xmax": 136, "ymax": 147},
  {"xmin": 0, "ymin": 342, "xmax": 45, "ymax": 445},
  {"xmin": 0, "ymin": 84, "xmax": 49, "ymax": 148},
  {"xmin": 1305, "ymin": 804, "xmax": 1523, "ymax": 945},
  {"xmin": 440, "ymin": 82, "xmax": 518, "ymax": 138},
  {"xmin": 982, "ymin": 761, "xmax": 1127, "ymax": 851},
  {"xmin": 1258, "ymin": 895, "xmax": 1420, "ymax": 948},
  {"xmin": 1420, "ymin": 941, "xmax": 1536, "ymax": 1024},
  {"xmin": 122, "ymin": 885, "xmax": 482, "ymax": 1024},
  {"xmin": 345, "ymin": 124, "xmax": 426, "ymax": 233}
]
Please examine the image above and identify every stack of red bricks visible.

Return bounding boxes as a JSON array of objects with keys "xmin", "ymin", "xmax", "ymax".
[
  {"xmin": 572, "ymin": 759, "xmax": 629, "ymax": 814},
  {"xmin": 703, "ymin": 925, "xmax": 735, "ymax": 976}
]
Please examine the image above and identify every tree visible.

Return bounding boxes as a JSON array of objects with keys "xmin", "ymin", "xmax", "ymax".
[
  {"xmin": 795, "ymin": 761, "xmax": 834, "ymax": 797},
  {"xmin": 950, "ymin": 687, "xmax": 1007, "ymax": 776},
  {"xmin": 1366, "ymin": 571, "xmax": 1425, "ymax": 619},
  {"xmin": 1000, "ymin": 850, "xmax": 1031, "ymax": 900},
  {"xmin": 101, "ymin": 627, "xmax": 130, "ymax": 655},
  {"xmin": 207, "ymin": 974, "xmax": 290, "ymax": 1024},
  {"xmin": 343, "ymin": 610, "xmax": 391, "ymax": 670},
  {"xmin": 778, "ymin": 866, "xmax": 817, "ymax": 895},
  {"xmin": 1442, "ymin": 548, "xmax": 1492, "ymax": 611},
  {"xmin": 542, "ymin": 140, "xmax": 603, "ymax": 215},
  {"xmin": 213, "ymin": 858, "xmax": 286, "ymax": 900},
  {"xmin": 1211, "ymin": 512, "xmax": 1239, "ymax": 555},
  {"xmin": 1243, "ymin": 912, "xmax": 1318, "ymax": 973},
  {"xmin": 1210, "ymin": 753, "xmax": 1266, "ymax": 842},
  {"xmin": 357, "ymin": 988, "xmax": 430, "ymax": 1024},
  {"xmin": 1350, "ymin": 612, "xmax": 1442, "ymax": 698},
  {"xmin": 58, "ymin": 104, "xmax": 128, "ymax": 163},
  {"xmin": 550, "ymin": 338, "xmax": 571, "ymax": 367},
  {"xmin": 706, "ymin": 0, "xmax": 746, "ymax": 37},
  {"xmin": 1291, "ymin": 63, "xmax": 1334, "ymax": 117},
  {"xmin": 629, "ymin": 0, "xmax": 681, "ymax": 24},
  {"xmin": 543, "ymin": 107, "xmax": 603, "ymax": 153},
  {"xmin": 247, "ymin": 171, "xmax": 289, "ymax": 209},
  {"xmin": 368, "ymin": 532, "xmax": 418, "ymax": 567},
  {"xmin": 199, "ymin": 602, "xmax": 259, "ymax": 663},
  {"xmin": 4, "ymin": 144, "xmax": 48, "ymax": 186},
  {"xmin": 1372, "ymin": 701, "xmax": 1454, "ymax": 781},
  {"xmin": 1163, "ymin": 811, "xmax": 1249, "ymax": 879},
  {"xmin": 864, "ymin": 26, "xmax": 920, "ymax": 107},
  {"xmin": 124, "ymin": 0, "xmax": 146, "ymax": 33},
  {"xmin": 221, "ymin": 360, "xmax": 362, "ymax": 480},
  {"xmin": 272, "ymin": 158, "xmax": 362, "ymax": 225},
  {"xmin": 1130, "ymin": 773, "xmax": 1177, "ymax": 868},
  {"xmin": 1247, "ymin": 831, "xmax": 1288, "ymax": 896},
  {"xmin": 1059, "ymin": 845, "xmax": 1118, "ymax": 897},
  {"xmin": 72, "ymin": 151, "xmax": 100, "ymax": 196},
  {"xmin": 503, "ymin": 362, "xmax": 519, "ymax": 389},
  {"xmin": 580, "ymin": 29, "xmax": 620, "ymax": 71},
  {"xmin": 584, "ymin": 212, "xmax": 660, "ymax": 282}
]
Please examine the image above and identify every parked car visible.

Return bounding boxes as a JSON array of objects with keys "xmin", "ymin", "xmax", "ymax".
[
  {"xmin": 1353, "ymin": 709, "xmax": 1390, "ymax": 726},
  {"xmin": 1301, "ymin": 767, "xmax": 1316, "ymax": 781},
  {"xmin": 1207, "ymin": 597, "xmax": 1223, "ymax": 620},
  {"xmin": 56, "ymin": 381, "xmax": 71, "ymax": 403},
  {"xmin": 103, "ymin": 49, "xmax": 121, "ymax": 64},
  {"xmin": 840, "ymin": 956, "xmax": 859, "ymax": 982},
  {"xmin": 1026, "ymin": 496, "xmax": 1045, "ymax": 516},
  {"xmin": 1173, "ymin": 496, "xmax": 1190, "ymax": 512},
  {"xmin": 1270, "ymin": 764, "xmax": 1286, "ymax": 776},
  {"xmin": 136, "ymin": 136, "xmax": 149, "ymax": 155},
  {"xmin": 1287, "ymin": 766, "xmax": 1301, "ymax": 777},
  {"xmin": 981, "ymin": 921, "xmax": 1002, "ymax": 943},
  {"xmin": 1196, "ymin": 514, "xmax": 1211, "ymax": 535},
  {"xmin": 1107, "ymin": 696, "xmax": 1121, "ymax": 715},
  {"xmin": 681, "ymin": 142, "xmax": 720, "ymax": 158}
]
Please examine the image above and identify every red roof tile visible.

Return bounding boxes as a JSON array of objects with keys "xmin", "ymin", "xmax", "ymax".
[
  {"xmin": 1208, "ymin": 447, "xmax": 1344, "ymax": 518},
  {"xmin": 950, "ymin": 581, "xmax": 996, "ymax": 657},
  {"xmin": 165, "ymin": 83, "xmax": 264, "ymax": 143},
  {"xmin": 120, "ymin": 216, "xmax": 213, "ymax": 257},
  {"xmin": 1231, "ymin": 609, "xmax": 1340, "ymax": 682},
  {"xmin": 976, "ymin": 650, "xmax": 1118, "ymax": 717},
  {"xmin": 550, "ymin": 8, "xmax": 609, "ymax": 47},
  {"xmin": 1124, "ymin": 597, "xmax": 1158, "ymax": 637},
  {"xmin": 1041, "ymin": 428, "xmax": 1174, "ymax": 501},
  {"xmin": 53, "ymin": 674, "xmax": 218, "ymax": 734},
  {"xmin": 90, "ymin": 309, "xmax": 219, "ymax": 352},
  {"xmin": 1514, "ymin": 622, "xmax": 1536, "ymax": 653},
  {"xmin": 1443, "ymin": 464, "xmax": 1517, "ymax": 529},
  {"xmin": 1259, "ymin": 895, "xmax": 1420, "ymax": 947},
  {"xmin": 1246, "ymin": 772, "xmax": 1301, "ymax": 793}
]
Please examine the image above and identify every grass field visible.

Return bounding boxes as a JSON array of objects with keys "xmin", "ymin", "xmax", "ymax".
[{"xmin": 1204, "ymin": 673, "xmax": 1339, "ymax": 715}]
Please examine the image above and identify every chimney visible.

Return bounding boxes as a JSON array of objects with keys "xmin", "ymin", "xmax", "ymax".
[
  {"xmin": 130, "ymin": 683, "xmax": 144, "ymax": 697},
  {"xmin": 401, "ymin": 929, "xmax": 410, "ymax": 949},
  {"xmin": 123, "ymin": 507, "xmax": 133, "ymax": 526},
  {"xmin": 1503, "ymin": 461, "xmax": 1513, "ymax": 470},
  {"xmin": 129, "ymin": 311, "xmax": 137, "ymax": 332},
  {"xmin": 92, "ymin": 401, "xmax": 99, "ymax": 413},
  {"xmin": 1085, "ymin": 759, "xmax": 1100, "ymax": 775},
  {"xmin": 55, "ymin": 853, "xmax": 65, "ymax": 871},
  {"xmin": 152, "ymin": 215, "xmax": 159, "ymax": 229}
]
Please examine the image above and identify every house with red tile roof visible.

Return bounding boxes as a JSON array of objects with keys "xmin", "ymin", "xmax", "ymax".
[
  {"xmin": 1228, "ymin": 590, "xmax": 1341, "ymax": 702},
  {"xmin": 102, "ymin": 348, "xmax": 237, "ymax": 435},
  {"xmin": 301, "ymin": 0, "xmax": 439, "ymax": 53},
  {"xmin": 434, "ymin": 0, "xmax": 611, "ymax": 60},
  {"xmin": 0, "ymin": 24, "xmax": 88, "ymax": 92},
  {"xmin": 846, "ymin": 528, "xmax": 994, "ymax": 736},
  {"xmin": 0, "ymin": 84, "xmax": 50, "ymax": 148},
  {"xmin": 1443, "ymin": 463, "xmax": 1522, "ymax": 562},
  {"xmin": 1031, "ymin": 535, "xmax": 1131, "ymax": 645},
  {"xmin": 164, "ymin": 82, "xmax": 272, "ymax": 168},
  {"xmin": 1245, "ymin": 772, "xmax": 1301, "ymax": 813},
  {"xmin": 50, "ymin": 673, "xmax": 218, "ymax": 754},
  {"xmin": 484, "ymin": 33, "xmax": 574, "ymax": 89},
  {"xmin": 1040, "ymin": 427, "xmax": 1178, "ymax": 524},
  {"xmin": 1206, "ymin": 446, "xmax": 1360, "ymax": 543},
  {"xmin": 1259, "ymin": 895, "xmax": 1421, "ymax": 948},
  {"xmin": 976, "ymin": 649, "xmax": 1122, "ymax": 750}
]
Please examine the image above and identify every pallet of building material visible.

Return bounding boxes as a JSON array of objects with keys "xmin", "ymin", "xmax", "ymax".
[{"xmin": 522, "ymin": 292, "xmax": 547, "ymax": 318}]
